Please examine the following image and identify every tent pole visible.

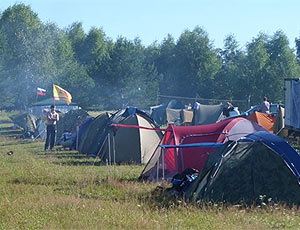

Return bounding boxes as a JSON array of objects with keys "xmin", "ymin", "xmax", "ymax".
[
  {"xmin": 108, "ymin": 132, "xmax": 111, "ymax": 166},
  {"xmin": 32, "ymin": 128, "xmax": 45, "ymax": 141},
  {"xmin": 162, "ymin": 147, "xmax": 165, "ymax": 180},
  {"xmin": 113, "ymin": 132, "xmax": 116, "ymax": 179},
  {"xmin": 156, "ymin": 156, "xmax": 159, "ymax": 183},
  {"xmin": 76, "ymin": 126, "xmax": 79, "ymax": 151}
]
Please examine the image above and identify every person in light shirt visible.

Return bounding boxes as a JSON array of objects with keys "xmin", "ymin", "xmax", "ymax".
[
  {"xmin": 44, "ymin": 105, "xmax": 59, "ymax": 151},
  {"xmin": 260, "ymin": 96, "xmax": 270, "ymax": 114}
]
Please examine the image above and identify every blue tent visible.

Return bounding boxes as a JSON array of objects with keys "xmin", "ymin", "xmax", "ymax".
[
  {"xmin": 241, "ymin": 131, "xmax": 300, "ymax": 183},
  {"xmin": 182, "ymin": 131, "xmax": 300, "ymax": 204}
]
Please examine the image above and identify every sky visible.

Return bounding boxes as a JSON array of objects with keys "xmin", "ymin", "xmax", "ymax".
[{"xmin": 1, "ymin": 0, "xmax": 300, "ymax": 49}]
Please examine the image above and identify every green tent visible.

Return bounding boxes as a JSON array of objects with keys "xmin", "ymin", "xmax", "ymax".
[
  {"xmin": 185, "ymin": 139, "xmax": 300, "ymax": 205},
  {"xmin": 79, "ymin": 108, "xmax": 163, "ymax": 164},
  {"xmin": 10, "ymin": 113, "xmax": 38, "ymax": 137},
  {"xmin": 56, "ymin": 109, "xmax": 89, "ymax": 141},
  {"xmin": 78, "ymin": 113, "xmax": 110, "ymax": 157}
]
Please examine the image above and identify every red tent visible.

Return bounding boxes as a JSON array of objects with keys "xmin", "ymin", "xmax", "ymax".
[{"xmin": 140, "ymin": 117, "xmax": 266, "ymax": 181}]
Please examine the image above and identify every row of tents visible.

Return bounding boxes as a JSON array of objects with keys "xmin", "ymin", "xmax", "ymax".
[
  {"xmin": 149, "ymin": 100, "xmax": 226, "ymax": 126},
  {"xmin": 74, "ymin": 104, "xmax": 299, "ymax": 204},
  {"xmin": 166, "ymin": 131, "xmax": 300, "ymax": 205},
  {"xmin": 10, "ymin": 100, "xmax": 300, "ymax": 204}
]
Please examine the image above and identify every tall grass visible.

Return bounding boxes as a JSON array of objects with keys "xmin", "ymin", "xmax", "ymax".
[{"xmin": 0, "ymin": 112, "xmax": 300, "ymax": 229}]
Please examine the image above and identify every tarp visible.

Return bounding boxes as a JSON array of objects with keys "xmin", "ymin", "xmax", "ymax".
[
  {"xmin": 181, "ymin": 109, "xmax": 193, "ymax": 124},
  {"xmin": 185, "ymin": 131, "xmax": 300, "ymax": 204},
  {"xmin": 192, "ymin": 103, "xmax": 224, "ymax": 125},
  {"xmin": 167, "ymin": 100, "xmax": 184, "ymax": 109},
  {"xmin": 273, "ymin": 106, "xmax": 285, "ymax": 136},
  {"xmin": 140, "ymin": 117, "xmax": 266, "ymax": 181},
  {"xmin": 291, "ymin": 80, "xmax": 300, "ymax": 129},
  {"xmin": 166, "ymin": 108, "xmax": 181, "ymax": 124},
  {"xmin": 150, "ymin": 104, "xmax": 167, "ymax": 126},
  {"xmin": 248, "ymin": 111, "xmax": 276, "ymax": 133}
]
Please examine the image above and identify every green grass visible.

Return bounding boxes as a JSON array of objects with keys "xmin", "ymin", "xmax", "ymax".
[{"xmin": 1, "ymin": 111, "xmax": 300, "ymax": 229}]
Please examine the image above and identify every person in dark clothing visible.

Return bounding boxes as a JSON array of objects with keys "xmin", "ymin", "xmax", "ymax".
[
  {"xmin": 222, "ymin": 102, "xmax": 234, "ymax": 117},
  {"xmin": 44, "ymin": 105, "xmax": 59, "ymax": 151}
]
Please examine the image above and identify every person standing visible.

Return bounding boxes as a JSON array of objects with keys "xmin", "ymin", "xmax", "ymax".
[
  {"xmin": 260, "ymin": 96, "xmax": 270, "ymax": 113},
  {"xmin": 44, "ymin": 105, "xmax": 59, "ymax": 151}
]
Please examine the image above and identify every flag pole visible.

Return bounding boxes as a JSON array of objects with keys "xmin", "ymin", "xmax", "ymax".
[{"xmin": 52, "ymin": 83, "xmax": 56, "ymax": 106}]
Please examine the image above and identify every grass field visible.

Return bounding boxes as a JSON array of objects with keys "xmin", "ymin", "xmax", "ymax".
[{"xmin": 1, "ymin": 111, "xmax": 300, "ymax": 230}]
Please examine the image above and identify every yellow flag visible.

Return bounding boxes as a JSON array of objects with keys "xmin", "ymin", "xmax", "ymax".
[{"xmin": 53, "ymin": 84, "xmax": 72, "ymax": 105}]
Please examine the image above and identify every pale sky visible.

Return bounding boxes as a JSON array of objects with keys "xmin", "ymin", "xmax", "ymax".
[{"xmin": 1, "ymin": 0, "xmax": 300, "ymax": 49}]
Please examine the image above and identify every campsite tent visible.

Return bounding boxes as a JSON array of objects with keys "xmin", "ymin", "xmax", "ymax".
[
  {"xmin": 10, "ymin": 113, "xmax": 39, "ymax": 138},
  {"xmin": 150, "ymin": 104, "xmax": 167, "ymax": 126},
  {"xmin": 77, "ymin": 116, "xmax": 95, "ymax": 148},
  {"xmin": 10, "ymin": 113, "xmax": 37, "ymax": 133},
  {"xmin": 184, "ymin": 131, "xmax": 300, "ymax": 205},
  {"xmin": 150, "ymin": 100, "xmax": 185, "ymax": 126},
  {"xmin": 56, "ymin": 109, "xmax": 89, "ymax": 142},
  {"xmin": 192, "ymin": 103, "xmax": 224, "ymax": 125},
  {"xmin": 78, "ymin": 113, "xmax": 111, "ymax": 156},
  {"xmin": 29, "ymin": 98, "xmax": 79, "ymax": 117},
  {"xmin": 79, "ymin": 108, "xmax": 163, "ymax": 164},
  {"xmin": 140, "ymin": 117, "xmax": 266, "ymax": 181},
  {"xmin": 247, "ymin": 111, "xmax": 276, "ymax": 133},
  {"xmin": 10, "ymin": 112, "xmax": 47, "ymax": 139}
]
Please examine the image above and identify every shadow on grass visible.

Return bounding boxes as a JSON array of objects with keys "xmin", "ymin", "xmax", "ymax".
[
  {"xmin": 53, "ymin": 160, "xmax": 102, "ymax": 166},
  {"xmin": 0, "ymin": 130, "xmax": 23, "ymax": 136},
  {"xmin": 0, "ymin": 125, "xmax": 23, "ymax": 138},
  {"xmin": 38, "ymin": 150, "xmax": 103, "ymax": 166},
  {"xmin": 0, "ymin": 139, "xmax": 34, "ymax": 146},
  {"xmin": 0, "ymin": 120, "xmax": 13, "ymax": 124}
]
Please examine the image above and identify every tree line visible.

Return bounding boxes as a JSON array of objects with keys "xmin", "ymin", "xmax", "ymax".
[{"xmin": 0, "ymin": 4, "xmax": 299, "ymax": 111}]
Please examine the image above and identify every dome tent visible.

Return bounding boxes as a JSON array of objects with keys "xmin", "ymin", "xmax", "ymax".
[
  {"xmin": 79, "ymin": 107, "xmax": 163, "ymax": 164},
  {"xmin": 56, "ymin": 109, "xmax": 89, "ymax": 142},
  {"xmin": 184, "ymin": 131, "xmax": 300, "ymax": 205},
  {"xmin": 140, "ymin": 117, "xmax": 266, "ymax": 181}
]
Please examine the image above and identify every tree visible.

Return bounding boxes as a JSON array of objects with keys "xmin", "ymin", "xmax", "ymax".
[
  {"xmin": 240, "ymin": 33, "xmax": 270, "ymax": 105},
  {"xmin": 215, "ymin": 34, "xmax": 246, "ymax": 104},
  {"xmin": 66, "ymin": 22, "xmax": 86, "ymax": 63},
  {"xmin": 0, "ymin": 4, "xmax": 55, "ymax": 109},
  {"xmin": 154, "ymin": 35, "xmax": 177, "ymax": 97},
  {"xmin": 266, "ymin": 31, "xmax": 300, "ymax": 103},
  {"xmin": 51, "ymin": 27, "xmax": 94, "ymax": 107},
  {"xmin": 173, "ymin": 27, "xmax": 221, "ymax": 98},
  {"xmin": 100, "ymin": 37, "xmax": 159, "ymax": 109}
]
